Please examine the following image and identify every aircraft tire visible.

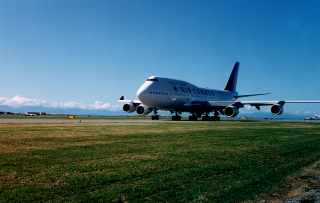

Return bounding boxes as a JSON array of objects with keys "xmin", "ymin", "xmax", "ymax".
[
  {"xmin": 151, "ymin": 115, "xmax": 160, "ymax": 120},
  {"xmin": 212, "ymin": 116, "xmax": 220, "ymax": 121},
  {"xmin": 202, "ymin": 116, "xmax": 210, "ymax": 121},
  {"xmin": 188, "ymin": 116, "xmax": 197, "ymax": 121},
  {"xmin": 172, "ymin": 116, "xmax": 182, "ymax": 121}
]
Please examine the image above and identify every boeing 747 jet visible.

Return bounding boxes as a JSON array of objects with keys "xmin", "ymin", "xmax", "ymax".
[{"xmin": 119, "ymin": 62, "xmax": 320, "ymax": 121}]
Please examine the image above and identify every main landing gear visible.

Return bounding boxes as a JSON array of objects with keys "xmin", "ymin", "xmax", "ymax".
[
  {"xmin": 172, "ymin": 112, "xmax": 182, "ymax": 121},
  {"xmin": 187, "ymin": 112, "xmax": 221, "ymax": 121},
  {"xmin": 152, "ymin": 111, "xmax": 221, "ymax": 121},
  {"xmin": 188, "ymin": 114, "xmax": 198, "ymax": 121},
  {"xmin": 201, "ymin": 114, "xmax": 211, "ymax": 121},
  {"xmin": 201, "ymin": 111, "xmax": 221, "ymax": 121},
  {"xmin": 213, "ymin": 111, "xmax": 221, "ymax": 121}
]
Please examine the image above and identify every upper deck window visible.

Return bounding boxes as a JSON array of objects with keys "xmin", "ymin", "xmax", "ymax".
[
  {"xmin": 187, "ymin": 88, "xmax": 192, "ymax": 94},
  {"xmin": 146, "ymin": 78, "xmax": 159, "ymax": 82}
]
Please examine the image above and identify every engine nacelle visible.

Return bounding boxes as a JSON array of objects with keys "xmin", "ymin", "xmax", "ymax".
[
  {"xmin": 271, "ymin": 104, "xmax": 283, "ymax": 115},
  {"xmin": 136, "ymin": 105, "xmax": 153, "ymax": 115},
  {"xmin": 122, "ymin": 103, "xmax": 136, "ymax": 113},
  {"xmin": 223, "ymin": 106, "xmax": 239, "ymax": 117}
]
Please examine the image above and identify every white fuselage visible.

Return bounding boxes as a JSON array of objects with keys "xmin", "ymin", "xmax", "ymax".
[{"xmin": 137, "ymin": 76, "xmax": 237, "ymax": 112}]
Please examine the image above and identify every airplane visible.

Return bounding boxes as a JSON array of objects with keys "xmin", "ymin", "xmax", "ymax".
[{"xmin": 119, "ymin": 62, "xmax": 320, "ymax": 121}]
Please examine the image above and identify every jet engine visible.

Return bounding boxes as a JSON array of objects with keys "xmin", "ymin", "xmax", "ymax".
[
  {"xmin": 223, "ymin": 106, "xmax": 239, "ymax": 117},
  {"xmin": 271, "ymin": 104, "xmax": 283, "ymax": 115},
  {"xmin": 136, "ymin": 105, "xmax": 153, "ymax": 115},
  {"xmin": 122, "ymin": 103, "xmax": 136, "ymax": 113}
]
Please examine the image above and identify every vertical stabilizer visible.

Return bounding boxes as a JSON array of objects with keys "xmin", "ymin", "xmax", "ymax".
[{"xmin": 224, "ymin": 62, "xmax": 239, "ymax": 92}]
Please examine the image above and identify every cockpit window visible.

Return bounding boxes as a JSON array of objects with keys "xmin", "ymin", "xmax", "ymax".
[{"xmin": 146, "ymin": 78, "xmax": 159, "ymax": 82}]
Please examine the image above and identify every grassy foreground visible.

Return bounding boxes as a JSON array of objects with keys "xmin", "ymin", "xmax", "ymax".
[{"xmin": 0, "ymin": 121, "xmax": 320, "ymax": 202}]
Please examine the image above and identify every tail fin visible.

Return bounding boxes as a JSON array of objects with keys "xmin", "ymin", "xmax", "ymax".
[{"xmin": 224, "ymin": 62, "xmax": 239, "ymax": 92}]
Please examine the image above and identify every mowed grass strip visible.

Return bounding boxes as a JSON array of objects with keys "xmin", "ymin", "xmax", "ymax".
[{"xmin": 0, "ymin": 121, "xmax": 320, "ymax": 202}]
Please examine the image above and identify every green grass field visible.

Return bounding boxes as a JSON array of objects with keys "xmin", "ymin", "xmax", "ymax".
[{"xmin": 0, "ymin": 121, "xmax": 320, "ymax": 202}]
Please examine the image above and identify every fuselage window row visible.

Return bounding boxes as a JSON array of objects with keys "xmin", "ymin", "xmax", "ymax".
[
  {"xmin": 149, "ymin": 91, "xmax": 169, "ymax": 96},
  {"xmin": 173, "ymin": 86, "xmax": 215, "ymax": 96}
]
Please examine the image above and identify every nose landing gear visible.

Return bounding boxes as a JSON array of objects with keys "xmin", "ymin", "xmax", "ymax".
[
  {"xmin": 151, "ymin": 109, "xmax": 160, "ymax": 120},
  {"xmin": 151, "ymin": 115, "xmax": 160, "ymax": 120}
]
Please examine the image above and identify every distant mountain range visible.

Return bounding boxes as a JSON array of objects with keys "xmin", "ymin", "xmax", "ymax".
[
  {"xmin": 238, "ymin": 111, "xmax": 306, "ymax": 120},
  {"xmin": 0, "ymin": 105, "xmax": 125, "ymax": 116},
  {"xmin": 0, "ymin": 95, "xmax": 318, "ymax": 120},
  {"xmin": 0, "ymin": 105, "xmax": 314, "ymax": 120}
]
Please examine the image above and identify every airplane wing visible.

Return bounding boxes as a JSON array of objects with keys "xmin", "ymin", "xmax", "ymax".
[
  {"xmin": 117, "ymin": 96, "xmax": 141, "ymax": 105},
  {"xmin": 207, "ymin": 100, "xmax": 320, "ymax": 109},
  {"xmin": 234, "ymin": 92, "xmax": 271, "ymax": 99},
  {"xmin": 118, "ymin": 99, "xmax": 141, "ymax": 105},
  {"xmin": 190, "ymin": 100, "xmax": 280, "ymax": 109},
  {"xmin": 207, "ymin": 101, "xmax": 235, "ymax": 107},
  {"xmin": 241, "ymin": 100, "xmax": 320, "ymax": 106},
  {"xmin": 282, "ymin": 100, "xmax": 320, "ymax": 103}
]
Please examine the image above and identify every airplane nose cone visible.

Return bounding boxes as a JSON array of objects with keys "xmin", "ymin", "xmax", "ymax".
[
  {"xmin": 137, "ymin": 83, "xmax": 150, "ymax": 102},
  {"xmin": 137, "ymin": 89, "xmax": 145, "ymax": 101}
]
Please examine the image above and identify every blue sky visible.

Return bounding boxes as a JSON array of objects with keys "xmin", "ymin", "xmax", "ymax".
[{"xmin": 0, "ymin": 0, "xmax": 319, "ymax": 113}]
